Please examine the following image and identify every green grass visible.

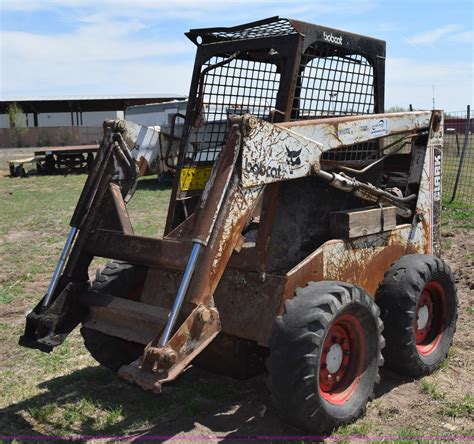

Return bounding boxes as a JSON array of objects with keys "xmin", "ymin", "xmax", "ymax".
[
  {"xmin": 420, "ymin": 378, "xmax": 446, "ymax": 401},
  {"xmin": 442, "ymin": 395, "xmax": 474, "ymax": 418},
  {"xmin": 0, "ymin": 167, "xmax": 472, "ymax": 438},
  {"xmin": 442, "ymin": 134, "xmax": 473, "ymax": 206},
  {"xmin": 442, "ymin": 200, "xmax": 474, "ymax": 223},
  {"xmin": 334, "ymin": 420, "xmax": 370, "ymax": 442},
  {"xmin": 0, "ymin": 170, "xmax": 250, "ymax": 437},
  {"xmin": 0, "ymin": 174, "xmax": 171, "ymax": 307}
]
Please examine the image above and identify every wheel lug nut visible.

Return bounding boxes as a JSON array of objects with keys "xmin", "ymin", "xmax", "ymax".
[
  {"xmin": 327, "ymin": 374, "xmax": 332, "ymax": 380},
  {"xmin": 336, "ymin": 375, "xmax": 341, "ymax": 382},
  {"xmin": 341, "ymin": 338, "xmax": 347, "ymax": 344},
  {"xmin": 321, "ymin": 363, "xmax": 327, "ymax": 369},
  {"xmin": 332, "ymin": 336, "xmax": 338, "ymax": 344}
]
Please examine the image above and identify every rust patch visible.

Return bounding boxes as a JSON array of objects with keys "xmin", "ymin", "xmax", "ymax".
[{"xmin": 328, "ymin": 242, "xmax": 405, "ymax": 296}]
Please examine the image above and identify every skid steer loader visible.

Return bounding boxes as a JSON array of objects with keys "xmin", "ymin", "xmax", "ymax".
[{"xmin": 20, "ymin": 17, "xmax": 457, "ymax": 433}]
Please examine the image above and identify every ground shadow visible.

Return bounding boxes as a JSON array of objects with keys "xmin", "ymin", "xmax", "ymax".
[
  {"xmin": 0, "ymin": 361, "xmax": 416, "ymax": 441},
  {"xmin": 136, "ymin": 178, "xmax": 172, "ymax": 192},
  {"xmin": 374, "ymin": 368, "xmax": 414, "ymax": 398},
  {"xmin": 0, "ymin": 365, "xmax": 300, "ymax": 441}
]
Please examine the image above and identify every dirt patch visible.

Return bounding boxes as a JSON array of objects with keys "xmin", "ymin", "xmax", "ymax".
[{"xmin": 1, "ymin": 230, "xmax": 37, "ymax": 244}]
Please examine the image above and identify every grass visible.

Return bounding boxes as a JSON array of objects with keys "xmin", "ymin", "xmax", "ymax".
[
  {"xmin": 0, "ymin": 174, "xmax": 171, "ymax": 307},
  {"xmin": 442, "ymin": 200, "xmax": 474, "ymax": 223},
  {"xmin": 0, "ymin": 171, "xmax": 254, "ymax": 437},
  {"xmin": 1, "ymin": 168, "xmax": 473, "ymax": 439},
  {"xmin": 442, "ymin": 134, "xmax": 473, "ymax": 206},
  {"xmin": 420, "ymin": 378, "xmax": 446, "ymax": 401},
  {"xmin": 420, "ymin": 376, "xmax": 474, "ymax": 421},
  {"xmin": 442, "ymin": 395, "xmax": 474, "ymax": 418}
]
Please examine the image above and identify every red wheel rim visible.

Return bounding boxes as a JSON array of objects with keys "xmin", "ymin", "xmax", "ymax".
[
  {"xmin": 415, "ymin": 281, "xmax": 446, "ymax": 356},
  {"xmin": 319, "ymin": 313, "xmax": 365, "ymax": 405}
]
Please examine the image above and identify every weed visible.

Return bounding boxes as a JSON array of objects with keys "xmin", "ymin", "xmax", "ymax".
[
  {"xmin": 442, "ymin": 201, "xmax": 474, "ymax": 222},
  {"xmin": 420, "ymin": 378, "xmax": 446, "ymax": 401},
  {"xmin": 104, "ymin": 404, "xmax": 124, "ymax": 428},
  {"xmin": 441, "ymin": 238, "xmax": 453, "ymax": 251},
  {"xmin": 436, "ymin": 346, "xmax": 457, "ymax": 371},
  {"xmin": 335, "ymin": 419, "xmax": 370, "ymax": 438},
  {"xmin": 28, "ymin": 403, "xmax": 56, "ymax": 423},
  {"xmin": 443, "ymin": 395, "xmax": 474, "ymax": 418}
]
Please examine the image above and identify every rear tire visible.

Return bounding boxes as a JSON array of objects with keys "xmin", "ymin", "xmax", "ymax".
[
  {"xmin": 80, "ymin": 261, "xmax": 147, "ymax": 371},
  {"xmin": 375, "ymin": 254, "xmax": 457, "ymax": 377},
  {"xmin": 268, "ymin": 281, "xmax": 384, "ymax": 433}
]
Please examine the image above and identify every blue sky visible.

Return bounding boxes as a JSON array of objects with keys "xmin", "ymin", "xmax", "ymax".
[{"xmin": 0, "ymin": 0, "xmax": 472, "ymax": 111}]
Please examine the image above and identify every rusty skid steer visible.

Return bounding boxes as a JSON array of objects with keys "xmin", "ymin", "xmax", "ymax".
[{"xmin": 21, "ymin": 17, "xmax": 457, "ymax": 432}]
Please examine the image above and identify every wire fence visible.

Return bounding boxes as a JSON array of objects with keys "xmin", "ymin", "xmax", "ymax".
[{"xmin": 443, "ymin": 106, "xmax": 473, "ymax": 206}]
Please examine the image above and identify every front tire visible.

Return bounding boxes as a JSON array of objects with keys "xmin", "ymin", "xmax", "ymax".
[
  {"xmin": 376, "ymin": 254, "xmax": 458, "ymax": 377},
  {"xmin": 268, "ymin": 281, "xmax": 384, "ymax": 433},
  {"xmin": 81, "ymin": 261, "xmax": 147, "ymax": 371}
]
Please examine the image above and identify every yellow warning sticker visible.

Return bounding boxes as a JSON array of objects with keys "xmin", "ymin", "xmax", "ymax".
[{"xmin": 180, "ymin": 166, "xmax": 213, "ymax": 191}]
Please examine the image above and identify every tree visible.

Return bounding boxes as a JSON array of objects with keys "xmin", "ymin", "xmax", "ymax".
[
  {"xmin": 385, "ymin": 106, "xmax": 408, "ymax": 113},
  {"xmin": 6, "ymin": 102, "xmax": 28, "ymax": 147}
]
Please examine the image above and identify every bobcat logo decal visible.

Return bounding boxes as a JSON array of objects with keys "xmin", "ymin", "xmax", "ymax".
[{"xmin": 286, "ymin": 146, "xmax": 302, "ymax": 167}]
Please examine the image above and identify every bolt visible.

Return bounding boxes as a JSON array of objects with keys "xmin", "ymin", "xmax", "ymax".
[
  {"xmin": 336, "ymin": 375, "xmax": 341, "ymax": 382},
  {"xmin": 341, "ymin": 338, "xmax": 347, "ymax": 344},
  {"xmin": 332, "ymin": 336, "xmax": 338, "ymax": 344},
  {"xmin": 247, "ymin": 116, "xmax": 258, "ymax": 129},
  {"xmin": 327, "ymin": 374, "xmax": 332, "ymax": 380},
  {"xmin": 198, "ymin": 307, "xmax": 211, "ymax": 322},
  {"xmin": 321, "ymin": 363, "xmax": 327, "ymax": 370}
]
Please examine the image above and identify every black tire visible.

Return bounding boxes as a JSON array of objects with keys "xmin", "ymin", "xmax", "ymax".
[
  {"xmin": 268, "ymin": 281, "xmax": 384, "ymax": 433},
  {"xmin": 80, "ymin": 261, "xmax": 148, "ymax": 371},
  {"xmin": 375, "ymin": 254, "xmax": 457, "ymax": 377}
]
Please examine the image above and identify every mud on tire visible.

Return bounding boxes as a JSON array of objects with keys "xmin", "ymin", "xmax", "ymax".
[
  {"xmin": 375, "ymin": 254, "xmax": 458, "ymax": 377},
  {"xmin": 267, "ymin": 281, "xmax": 384, "ymax": 433},
  {"xmin": 80, "ymin": 261, "xmax": 147, "ymax": 372}
]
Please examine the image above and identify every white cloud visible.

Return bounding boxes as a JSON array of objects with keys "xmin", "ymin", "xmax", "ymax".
[
  {"xmin": 0, "ymin": 15, "xmax": 194, "ymax": 98},
  {"xmin": 405, "ymin": 24, "xmax": 462, "ymax": 45},
  {"xmin": 448, "ymin": 31, "xmax": 474, "ymax": 44},
  {"xmin": 0, "ymin": 0, "xmax": 376, "ymax": 21},
  {"xmin": 385, "ymin": 58, "xmax": 473, "ymax": 111}
]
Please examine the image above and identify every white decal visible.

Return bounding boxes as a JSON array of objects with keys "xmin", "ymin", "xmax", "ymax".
[
  {"xmin": 323, "ymin": 31, "xmax": 343, "ymax": 45},
  {"xmin": 433, "ymin": 153, "xmax": 442, "ymax": 201},
  {"xmin": 370, "ymin": 119, "xmax": 387, "ymax": 137}
]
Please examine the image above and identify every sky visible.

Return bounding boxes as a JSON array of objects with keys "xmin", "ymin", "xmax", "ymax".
[{"xmin": 0, "ymin": 0, "xmax": 472, "ymax": 111}]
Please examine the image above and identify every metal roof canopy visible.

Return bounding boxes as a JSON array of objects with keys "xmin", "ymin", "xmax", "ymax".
[{"xmin": 0, "ymin": 94, "xmax": 187, "ymax": 114}]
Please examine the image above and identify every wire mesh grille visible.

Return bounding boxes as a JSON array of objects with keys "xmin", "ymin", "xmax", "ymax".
[
  {"xmin": 203, "ymin": 19, "xmax": 297, "ymax": 42},
  {"xmin": 292, "ymin": 44, "xmax": 375, "ymax": 119},
  {"xmin": 291, "ymin": 43, "xmax": 377, "ymax": 164},
  {"xmin": 185, "ymin": 56, "xmax": 281, "ymax": 166},
  {"xmin": 443, "ymin": 109, "xmax": 473, "ymax": 205}
]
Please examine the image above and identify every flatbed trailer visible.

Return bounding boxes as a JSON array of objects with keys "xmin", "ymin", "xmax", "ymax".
[
  {"xmin": 8, "ymin": 144, "xmax": 99, "ymax": 176},
  {"xmin": 35, "ymin": 145, "xmax": 99, "ymax": 174}
]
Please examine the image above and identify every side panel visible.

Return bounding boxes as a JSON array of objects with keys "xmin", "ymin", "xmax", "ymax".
[
  {"xmin": 284, "ymin": 225, "xmax": 426, "ymax": 301},
  {"xmin": 414, "ymin": 113, "xmax": 443, "ymax": 256}
]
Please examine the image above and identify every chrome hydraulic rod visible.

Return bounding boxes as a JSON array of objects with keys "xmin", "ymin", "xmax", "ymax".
[
  {"xmin": 159, "ymin": 242, "xmax": 202, "ymax": 346},
  {"xmin": 41, "ymin": 226, "xmax": 78, "ymax": 308},
  {"xmin": 314, "ymin": 169, "xmax": 414, "ymax": 217}
]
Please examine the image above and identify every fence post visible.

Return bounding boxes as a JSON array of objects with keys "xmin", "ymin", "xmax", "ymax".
[{"xmin": 450, "ymin": 105, "xmax": 471, "ymax": 202}]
